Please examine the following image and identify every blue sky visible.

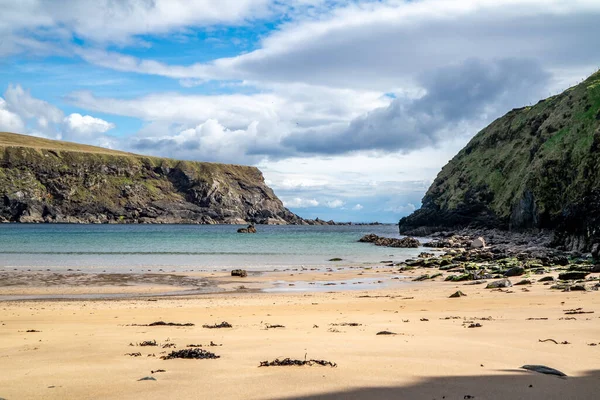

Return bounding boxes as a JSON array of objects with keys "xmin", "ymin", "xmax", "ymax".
[{"xmin": 1, "ymin": 0, "xmax": 599, "ymax": 222}]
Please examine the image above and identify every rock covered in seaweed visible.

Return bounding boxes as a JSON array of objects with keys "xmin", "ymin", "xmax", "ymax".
[{"xmin": 359, "ymin": 234, "xmax": 421, "ymax": 248}]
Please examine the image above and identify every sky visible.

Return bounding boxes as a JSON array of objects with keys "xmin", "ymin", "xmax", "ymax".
[{"xmin": 0, "ymin": 0, "xmax": 599, "ymax": 223}]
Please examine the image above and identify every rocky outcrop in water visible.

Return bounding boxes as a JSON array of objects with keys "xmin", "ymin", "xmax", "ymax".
[
  {"xmin": 0, "ymin": 132, "xmax": 302, "ymax": 225},
  {"xmin": 359, "ymin": 234, "xmax": 421, "ymax": 248},
  {"xmin": 399, "ymin": 71, "xmax": 600, "ymax": 253}
]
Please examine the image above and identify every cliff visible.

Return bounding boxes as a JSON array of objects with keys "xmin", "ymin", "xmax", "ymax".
[
  {"xmin": 0, "ymin": 132, "xmax": 302, "ymax": 224},
  {"xmin": 399, "ymin": 71, "xmax": 600, "ymax": 253}
]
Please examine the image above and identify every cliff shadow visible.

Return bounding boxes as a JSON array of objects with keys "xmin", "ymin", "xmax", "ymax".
[{"xmin": 283, "ymin": 369, "xmax": 600, "ymax": 400}]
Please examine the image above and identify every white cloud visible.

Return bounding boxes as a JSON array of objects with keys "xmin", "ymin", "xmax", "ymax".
[
  {"xmin": 0, "ymin": 98, "xmax": 25, "ymax": 132},
  {"xmin": 3, "ymin": 84, "xmax": 63, "ymax": 132},
  {"xmin": 353, "ymin": 204, "xmax": 363, "ymax": 211},
  {"xmin": 326, "ymin": 199, "xmax": 345, "ymax": 208},
  {"xmin": 0, "ymin": 84, "xmax": 115, "ymax": 145},
  {"xmin": 63, "ymin": 113, "xmax": 115, "ymax": 138},
  {"xmin": 384, "ymin": 203, "xmax": 417, "ymax": 215},
  {"xmin": 71, "ymin": 0, "xmax": 600, "ymax": 92},
  {"xmin": 0, "ymin": 0, "xmax": 272, "ymax": 49},
  {"xmin": 282, "ymin": 197, "xmax": 320, "ymax": 208}
]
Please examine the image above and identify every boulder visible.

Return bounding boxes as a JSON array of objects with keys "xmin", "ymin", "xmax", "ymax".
[
  {"xmin": 504, "ymin": 266, "xmax": 525, "ymax": 277},
  {"xmin": 449, "ymin": 290, "xmax": 467, "ymax": 298},
  {"xmin": 514, "ymin": 279, "xmax": 532, "ymax": 285},
  {"xmin": 486, "ymin": 279, "xmax": 512, "ymax": 289},
  {"xmin": 231, "ymin": 269, "xmax": 248, "ymax": 277},
  {"xmin": 569, "ymin": 284, "xmax": 588, "ymax": 291},
  {"xmin": 358, "ymin": 234, "xmax": 421, "ymax": 248},
  {"xmin": 558, "ymin": 271, "xmax": 590, "ymax": 281},
  {"xmin": 470, "ymin": 237, "xmax": 486, "ymax": 249},
  {"xmin": 237, "ymin": 225, "xmax": 257, "ymax": 233}
]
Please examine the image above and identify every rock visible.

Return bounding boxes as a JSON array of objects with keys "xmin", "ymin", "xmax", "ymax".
[
  {"xmin": 470, "ymin": 237, "xmax": 486, "ymax": 249},
  {"xmin": 449, "ymin": 290, "xmax": 467, "ymax": 298},
  {"xmin": 464, "ymin": 280, "xmax": 487, "ymax": 285},
  {"xmin": 231, "ymin": 269, "xmax": 247, "ymax": 277},
  {"xmin": 237, "ymin": 225, "xmax": 257, "ymax": 233},
  {"xmin": 328, "ymin": 258, "xmax": 343, "ymax": 262},
  {"xmin": 418, "ymin": 252, "xmax": 435, "ymax": 258},
  {"xmin": 486, "ymin": 279, "xmax": 512, "ymax": 289},
  {"xmin": 514, "ymin": 279, "xmax": 532, "ymax": 285},
  {"xmin": 538, "ymin": 276, "xmax": 554, "ymax": 282},
  {"xmin": 359, "ymin": 234, "xmax": 420, "ymax": 248},
  {"xmin": 569, "ymin": 284, "xmax": 588, "ymax": 291},
  {"xmin": 445, "ymin": 274, "xmax": 471, "ymax": 282},
  {"xmin": 504, "ymin": 266, "xmax": 525, "ymax": 277},
  {"xmin": 138, "ymin": 376, "xmax": 157, "ymax": 381},
  {"xmin": 558, "ymin": 271, "xmax": 590, "ymax": 281},
  {"xmin": 521, "ymin": 365, "xmax": 567, "ymax": 377}
]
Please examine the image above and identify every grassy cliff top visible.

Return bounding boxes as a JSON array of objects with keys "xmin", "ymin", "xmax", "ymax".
[
  {"xmin": 0, "ymin": 132, "xmax": 136, "ymax": 156},
  {"xmin": 0, "ymin": 131, "xmax": 266, "ymax": 185}
]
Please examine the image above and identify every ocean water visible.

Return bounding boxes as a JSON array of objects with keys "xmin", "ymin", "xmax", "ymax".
[{"xmin": 0, "ymin": 224, "xmax": 427, "ymax": 272}]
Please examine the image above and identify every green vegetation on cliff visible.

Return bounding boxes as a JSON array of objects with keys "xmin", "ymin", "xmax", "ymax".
[
  {"xmin": 400, "ymin": 71, "xmax": 600, "ymax": 252},
  {"xmin": 0, "ymin": 132, "xmax": 301, "ymax": 224}
]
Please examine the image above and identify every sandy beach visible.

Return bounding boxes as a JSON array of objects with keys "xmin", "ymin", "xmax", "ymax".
[{"xmin": 1, "ymin": 266, "xmax": 598, "ymax": 400}]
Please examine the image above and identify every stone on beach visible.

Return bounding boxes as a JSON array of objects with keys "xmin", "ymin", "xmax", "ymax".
[
  {"xmin": 359, "ymin": 234, "xmax": 421, "ymax": 248},
  {"xmin": 470, "ymin": 237, "xmax": 486, "ymax": 249},
  {"xmin": 486, "ymin": 279, "xmax": 512, "ymax": 289},
  {"xmin": 521, "ymin": 365, "xmax": 567, "ymax": 377},
  {"xmin": 504, "ymin": 266, "xmax": 525, "ymax": 277},
  {"xmin": 558, "ymin": 271, "xmax": 590, "ymax": 281},
  {"xmin": 231, "ymin": 269, "xmax": 248, "ymax": 277},
  {"xmin": 449, "ymin": 290, "xmax": 467, "ymax": 298}
]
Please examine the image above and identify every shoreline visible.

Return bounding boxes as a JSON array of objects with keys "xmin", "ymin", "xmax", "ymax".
[{"xmin": 0, "ymin": 265, "xmax": 410, "ymax": 301}]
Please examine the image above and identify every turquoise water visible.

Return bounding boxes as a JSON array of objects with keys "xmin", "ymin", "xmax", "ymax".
[{"xmin": 0, "ymin": 224, "xmax": 426, "ymax": 272}]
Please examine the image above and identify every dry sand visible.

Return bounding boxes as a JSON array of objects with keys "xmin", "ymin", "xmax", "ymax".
[{"xmin": 0, "ymin": 268, "xmax": 599, "ymax": 399}]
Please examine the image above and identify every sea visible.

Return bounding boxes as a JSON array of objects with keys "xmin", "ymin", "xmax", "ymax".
[{"xmin": 0, "ymin": 224, "xmax": 427, "ymax": 272}]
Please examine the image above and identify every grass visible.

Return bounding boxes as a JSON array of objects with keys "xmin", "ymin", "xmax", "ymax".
[{"xmin": 0, "ymin": 132, "xmax": 135, "ymax": 156}]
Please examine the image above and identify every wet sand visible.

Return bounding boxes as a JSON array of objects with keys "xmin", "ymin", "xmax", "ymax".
[{"xmin": 0, "ymin": 267, "xmax": 599, "ymax": 399}]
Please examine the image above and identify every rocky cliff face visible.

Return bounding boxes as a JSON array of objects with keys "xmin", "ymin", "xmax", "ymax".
[
  {"xmin": 399, "ymin": 71, "xmax": 600, "ymax": 254},
  {"xmin": 0, "ymin": 132, "xmax": 302, "ymax": 224}
]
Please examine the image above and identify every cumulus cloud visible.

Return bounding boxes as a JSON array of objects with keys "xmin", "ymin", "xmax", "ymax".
[
  {"xmin": 132, "ymin": 119, "xmax": 275, "ymax": 164},
  {"xmin": 352, "ymin": 204, "xmax": 363, "ymax": 211},
  {"xmin": 0, "ymin": 0, "xmax": 271, "ymax": 51},
  {"xmin": 68, "ymin": 58, "xmax": 552, "ymax": 160},
  {"xmin": 3, "ymin": 84, "xmax": 63, "ymax": 132},
  {"xmin": 63, "ymin": 113, "xmax": 115, "ymax": 138},
  {"xmin": 326, "ymin": 199, "xmax": 345, "ymax": 208},
  {"xmin": 284, "ymin": 58, "xmax": 551, "ymax": 154},
  {"xmin": 67, "ymin": 82, "xmax": 389, "ymax": 162},
  {"xmin": 69, "ymin": 0, "xmax": 600, "ymax": 91},
  {"xmin": 0, "ymin": 98, "xmax": 25, "ymax": 132},
  {"xmin": 282, "ymin": 197, "xmax": 320, "ymax": 208},
  {"xmin": 0, "ymin": 84, "xmax": 116, "ymax": 144},
  {"xmin": 0, "ymin": 0, "xmax": 356, "ymax": 56}
]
